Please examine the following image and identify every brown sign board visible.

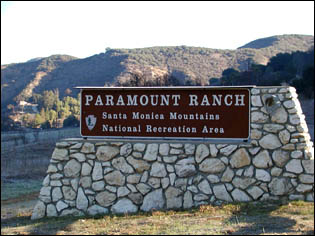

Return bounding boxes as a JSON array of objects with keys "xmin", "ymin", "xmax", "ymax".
[{"xmin": 78, "ymin": 86, "xmax": 251, "ymax": 142}]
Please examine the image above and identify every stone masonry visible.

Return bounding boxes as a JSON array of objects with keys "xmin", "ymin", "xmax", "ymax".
[{"xmin": 32, "ymin": 86, "xmax": 314, "ymax": 220}]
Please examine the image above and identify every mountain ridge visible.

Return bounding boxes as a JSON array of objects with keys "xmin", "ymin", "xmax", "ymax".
[{"xmin": 1, "ymin": 34, "xmax": 314, "ymax": 110}]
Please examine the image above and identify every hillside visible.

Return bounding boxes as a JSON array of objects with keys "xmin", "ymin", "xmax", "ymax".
[
  {"xmin": 1, "ymin": 34, "xmax": 314, "ymax": 110},
  {"xmin": 238, "ymin": 34, "xmax": 314, "ymax": 50},
  {"xmin": 1, "ymin": 55, "xmax": 78, "ymax": 108},
  {"xmin": 239, "ymin": 34, "xmax": 314, "ymax": 61}
]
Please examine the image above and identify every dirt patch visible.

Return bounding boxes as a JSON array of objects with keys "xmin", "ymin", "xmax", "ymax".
[
  {"xmin": 2, "ymin": 192, "xmax": 39, "ymax": 205},
  {"xmin": 1, "ymin": 178, "xmax": 41, "ymax": 220},
  {"xmin": 1, "ymin": 192, "xmax": 38, "ymax": 220}
]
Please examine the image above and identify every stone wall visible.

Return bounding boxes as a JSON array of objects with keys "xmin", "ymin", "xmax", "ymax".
[{"xmin": 31, "ymin": 86, "xmax": 314, "ymax": 220}]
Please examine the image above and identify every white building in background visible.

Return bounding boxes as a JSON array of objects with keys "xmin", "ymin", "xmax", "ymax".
[{"xmin": 18, "ymin": 101, "xmax": 39, "ymax": 113}]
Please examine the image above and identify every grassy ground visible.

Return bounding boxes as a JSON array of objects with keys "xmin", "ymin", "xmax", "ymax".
[
  {"xmin": 1, "ymin": 179, "xmax": 314, "ymax": 235},
  {"xmin": 1, "ymin": 142, "xmax": 54, "ymax": 179},
  {"xmin": 1, "ymin": 179, "xmax": 42, "ymax": 201}
]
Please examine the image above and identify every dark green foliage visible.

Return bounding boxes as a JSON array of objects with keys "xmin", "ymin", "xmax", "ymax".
[
  {"xmin": 30, "ymin": 93, "xmax": 43, "ymax": 106},
  {"xmin": 292, "ymin": 66, "xmax": 314, "ymax": 98},
  {"xmin": 1, "ymin": 112, "xmax": 18, "ymax": 131},
  {"xmin": 268, "ymin": 53, "xmax": 293, "ymax": 72},
  {"xmin": 219, "ymin": 48, "xmax": 314, "ymax": 98},
  {"xmin": 41, "ymin": 120, "xmax": 51, "ymax": 129},
  {"xmin": 209, "ymin": 78, "xmax": 220, "ymax": 86},
  {"xmin": 63, "ymin": 115, "xmax": 80, "ymax": 127}
]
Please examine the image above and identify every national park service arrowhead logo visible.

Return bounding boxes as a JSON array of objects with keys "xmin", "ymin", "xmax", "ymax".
[{"xmin": 85, "ymin": 115, "xmax": 97, "ymax": 131}]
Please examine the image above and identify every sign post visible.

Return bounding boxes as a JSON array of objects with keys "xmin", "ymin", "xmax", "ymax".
[{"xmin": 77, "ymin": 86, "xmax": 251, "ymax": 142}]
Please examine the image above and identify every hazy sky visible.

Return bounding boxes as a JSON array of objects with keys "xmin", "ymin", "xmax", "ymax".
[{"xmin": 1, "ymin": 1, "xmax": 314, "ymax": 65}]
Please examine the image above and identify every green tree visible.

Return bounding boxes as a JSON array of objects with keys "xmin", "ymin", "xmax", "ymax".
[
  {"xmin": 42, "ymin": 89, "xmax": 60, "ymax": 110},
  {"xmin": 34, "ymin": 113, "xmax": 45, "ymax": 127},
  {"xmin": 30, "ymin": 93, "xmax": 43, "ymax": 107},
  {"xmin": 43, "ymin": 90, "xmax": 55, "ymax": 109},
  {"xmin": 48, "ymin": 109, "xmax": 57, "ymax": 127}
]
